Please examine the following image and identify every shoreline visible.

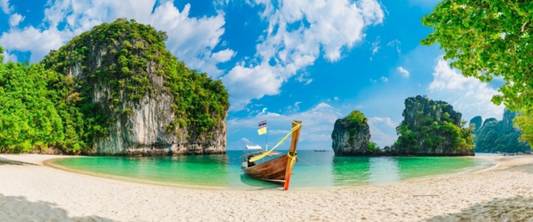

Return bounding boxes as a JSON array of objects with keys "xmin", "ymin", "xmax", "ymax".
[
  {"xmin": 1, "ymin": 154, "xmax": 533, "ymax": 221},
  {"xmin": 45, "ymin": 154, "xmax": 499, "ymax": 191}
]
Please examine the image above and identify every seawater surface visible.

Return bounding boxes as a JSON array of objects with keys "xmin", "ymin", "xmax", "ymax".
[{"xmin": 49, "ymin": 150, "xmax": 494, "ymax": 190}]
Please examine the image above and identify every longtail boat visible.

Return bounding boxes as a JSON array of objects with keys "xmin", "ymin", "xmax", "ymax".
[{"xmin": 241, "ymin": 120, "xmax": 302, "ymax": 190}]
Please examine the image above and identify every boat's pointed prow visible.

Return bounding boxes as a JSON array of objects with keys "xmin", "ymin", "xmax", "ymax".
[{"xmin": 283, "ymin": 120, "xmax": 302, "ymax": 190}]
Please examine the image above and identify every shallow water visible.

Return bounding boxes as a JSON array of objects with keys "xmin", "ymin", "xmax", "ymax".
[{"xmin": 50, "ymin": 150, "xmax": 494, "ymax": 190}]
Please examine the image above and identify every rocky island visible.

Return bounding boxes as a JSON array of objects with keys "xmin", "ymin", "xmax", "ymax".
[
  {"xmin": 0, "ymin": 18, "xmax": 229, "ymax": 156},
  {"xmin": 332, "ymin": 95, "xmax": 475, "ymax": 156},
  {"xmin": 331, "ymin": 110, "xmax": 378, "ymax": 156},
  {"xmin": 470, "ymin": 109, "xmax": 531, "ymax": 153}
]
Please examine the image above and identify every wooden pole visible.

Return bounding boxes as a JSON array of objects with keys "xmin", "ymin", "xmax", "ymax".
[{"xmin": 283, "ymin": 120, "xmax": 302, "ymax": 190}]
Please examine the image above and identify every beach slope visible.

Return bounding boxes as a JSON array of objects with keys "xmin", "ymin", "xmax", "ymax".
[{"xmin": 1, "ymin": 154, "xmax": 532, "ymax": 221}]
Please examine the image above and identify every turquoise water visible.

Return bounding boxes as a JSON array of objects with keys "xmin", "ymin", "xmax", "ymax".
[{"xmin": 49, "ymin": 150, "xmax": 494, "ymax": 190}]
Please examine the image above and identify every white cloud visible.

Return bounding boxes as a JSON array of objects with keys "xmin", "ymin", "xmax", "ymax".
[
  {"xmin": 0, "ymin": 26, "xmax": 66, "ymax": 63},
  {"xmin": 368, "ymin": 116, "xmax": 397, "ymax": 147},
  {"xmin": 380, "ymin": 76, "xmax": 388, "ymax": 82},
  {"xmin": 296, "ymin": 72, "xmax": 313, "ymax": 85},
  {"xmin": 222, "ymin": 64, "xmax": 284, "ymax": 110},
  {"xmin": 8, "ymin": 13, "xmax": 23, "ymax": 27},
  {"xmin": 223, "ymin": 0, "xmax": 384, "ymax": 110},
  {"xmin": 427, "ymin": 58, "xmax": 504, "ymax": 121},
  {"xmin": 0, "ymin": 1, "xmax": 233, "ymax": 77},
  {"xmin": 387, "ymin": 39, "xmax": 400, "ymax": 47},
  {"xmin": 397, "ymin": 66, "xmax": 409, "ymax": 78},
  {"xmin": 211, "ymin": 49, "xmax": 235, "ymax": 63},
  {"xmin": 371, "ymin": 37, "xmax": 380, "ymax": 55},
  {"xmin": 387, "ymin": 39, "xmax": 401, "ymax": 53},
  {"xmin": 1, "ymin": 49, "xmax": 17, "ymax": 63},
  {"xmin": 0, "ymin": 0, "xmax": 12, "ymax": 14},
  {"xmin": 240, "ymin": 137, "xmax": 252, "ymax": 144}
]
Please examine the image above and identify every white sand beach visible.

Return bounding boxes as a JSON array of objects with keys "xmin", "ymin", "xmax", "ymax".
[{"xmin": 1, "ymin": 154, "xmax": 533, "ymax": 222}]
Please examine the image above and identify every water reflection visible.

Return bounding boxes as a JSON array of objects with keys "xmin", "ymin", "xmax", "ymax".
[
  {"xmin": 332, "ymin": 157, "xmax": 370, "ymax": 186},
  {"xmin": 368, "ymin": 157, "xmax": 400, "ymax": 185}
]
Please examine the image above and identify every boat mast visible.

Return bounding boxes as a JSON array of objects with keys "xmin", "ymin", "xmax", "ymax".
[{"xmin": 265, "ymin": 120, "xmax": 268, "ymax": 151}]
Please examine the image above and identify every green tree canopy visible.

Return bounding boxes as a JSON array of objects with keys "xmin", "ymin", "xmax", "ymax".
[
  {"xmin": 421, "ymin": 0, "xmax": 533, "ymax": 147},
  {"xmin": 346, "ymin": 110, "xmax": 367, "ymax": 126},
  {"xmin": 0, "ymin": 58, "xmax": 64, "ymax": 152}
]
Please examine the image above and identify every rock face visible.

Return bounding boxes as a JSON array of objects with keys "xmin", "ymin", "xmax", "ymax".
[
  {"xmin": 471, "ymin": 109, "xmax": 530, "ymax": 153},
  {"xmin": 391, "ymin": 95, "xmax": 474, "ymax": 156},
  {"xmin": 331, "ymin": 111, "xmax": 372, "ymax": 156},
  {"xmin": 469, "ymin": 116, "xmax": 482, "ymax": 133},
  {"xmin": 41, "ymin": 19, "xmax": 228, "ymax": 156}
]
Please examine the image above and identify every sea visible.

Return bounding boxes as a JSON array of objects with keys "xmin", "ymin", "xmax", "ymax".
[{"xmin": 49, "ymin": 150, "xmax": 495, "ymax": 190}]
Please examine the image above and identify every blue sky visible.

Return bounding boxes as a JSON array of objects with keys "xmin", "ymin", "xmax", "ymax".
[{"xmin": 0, "ymin": 0, "xmax": 505, "ymax": 150}]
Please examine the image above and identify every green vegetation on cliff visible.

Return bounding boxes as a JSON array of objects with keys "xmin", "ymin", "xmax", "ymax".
[
  {"xmin": 0, "ymin": 18, "xmax": 229, "ymax": 153},
  {"xmin": 471, "ymin": 110, "xmax": 531, "ymax": 153},
  {"xmin": 394, "ymin": 96, "xmax": 474, "ymax": 154},
  {"xmin": 0, "ymin": 50, "xmax": 64, "ymax": 152},
  {"xmin": 346, "ymin": 110, "xmax": 367, "ymax": 126}
]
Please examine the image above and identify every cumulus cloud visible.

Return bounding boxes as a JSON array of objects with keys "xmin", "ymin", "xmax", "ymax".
[
  {"xmin": 8, "ymin": 13, "xmax": 24, "ymax": 27},
  {"xmin": 427, "ymin": 58, "xmax": 504, "ymax": 121},
  {"xmin": 0, "ymin": 1, "xmax": 233, "ymax": 77},
  {"xmin": 222, "ymin": 64, "xmax": 284, "ymax": 110},
  {"xmin": 1, "ymin": 49, "xmax": 17, "ymax": 63},
  {"xmin": 397, "ymin": 66, "xmax": 409, "ymax": 78},
  {"xmin": 0, "ymin": 0, "xmax": 12, "ymax": 14},
  {"xmin": 368, "ymin": 116, "xmax": 397, "ymax": 147},
  {"xmin": 223, "ymin": 0, "xmax": 384, "ymax": 110},
  {"xmin": 380, "ymin": 76, "xmax": 388, "ymax": 82},
  {"xmin": 0, "ymin": 26, "xmax": 66, "ymax": 63}
]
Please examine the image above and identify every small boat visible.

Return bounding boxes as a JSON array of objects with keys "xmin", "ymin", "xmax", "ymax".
[
  {"xmin": 241, "ymin": 120, "xmax": 302, "ymax": 190},
  {"xmin": 314, "ymin": 149, "xmax": 326, "ymax": 152}
]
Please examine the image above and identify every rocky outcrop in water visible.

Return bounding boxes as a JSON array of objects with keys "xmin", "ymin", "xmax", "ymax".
[
  {"xmin": 390, "ymin": 95, "xmax": 475, "ymax": 156},
  {"xmin": 331, "ymin": 110, "xmax": 373, "ymax": 156},
  {"xmin": 41, "ymin": 19, "xmax": 228, "ymax": 156},
  {"xmin": 471, "ymin": 109, "xmax": 530, "ymax": 153}
]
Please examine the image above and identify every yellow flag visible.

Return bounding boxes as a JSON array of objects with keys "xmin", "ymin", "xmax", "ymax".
[{"xmin": 257, "ymin": 127, "xmax": 267, "ymax": 135}]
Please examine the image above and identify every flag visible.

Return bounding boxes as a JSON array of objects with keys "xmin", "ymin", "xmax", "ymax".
[
  {"xmin": 257, "ymin": 127, "xmax": 267, "ymax": 135},
  {"xmin": 258, "ymin": 120, "xmax": 267, "ymax": 135},
  {"xmin": 258, "ymin": 120, "xmax": 267, "ymax": 128}
]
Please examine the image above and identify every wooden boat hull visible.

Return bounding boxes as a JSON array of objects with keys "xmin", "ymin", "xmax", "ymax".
[
  {"xmin": 241, "ymin": 120, "xmax": 302, "ymax": 189},
  {"xmin": 242, "ymin": 155, "xmax": 290, "ymax": 185}
]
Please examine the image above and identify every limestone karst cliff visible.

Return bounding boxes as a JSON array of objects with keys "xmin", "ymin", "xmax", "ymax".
[
  {"xmin": 391, "ymin": 95, "xmax": 474, "ymax": 156},
  {"xmin": 331, "ymin": 110, "xmax": 374, "ymax": 156},
  {"xmin": 471, "ymin": 109, "xmax": 531, "ymax": 153},
  {"xmin": 40, "ymin": 18, "xmax": 229, "ymax": 155}
]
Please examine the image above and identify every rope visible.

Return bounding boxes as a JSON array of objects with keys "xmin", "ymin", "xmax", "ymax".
[
  {"xmin": 296, "ymin": 156, "xmax": 338, "ymax": 177},
  {"xmin": 249, "ymin": 121, "xmax": 302, "ymax": 162}
]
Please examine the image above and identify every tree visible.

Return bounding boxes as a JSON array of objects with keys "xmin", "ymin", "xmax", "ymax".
[{"xmin": 421, "ymin": 0, "xmax": 533, "ymax": 146}]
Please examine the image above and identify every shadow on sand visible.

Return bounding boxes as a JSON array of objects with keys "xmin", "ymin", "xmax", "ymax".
[
  {"xmin": 0, "ymin": 194, "xmax": 115, "ymax": 221},
  {"xmin": 0, "ymin": 157, "xmax": 36, "ymax": 166},
  {"xmin": 427, "ymin": 196, "xmax": 533, "ymax": 222}
]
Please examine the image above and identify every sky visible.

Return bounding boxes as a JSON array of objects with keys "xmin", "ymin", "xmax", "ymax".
[{"xmin": 0, "ymin": 0, "xmax": 505, "ymax": 150}]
